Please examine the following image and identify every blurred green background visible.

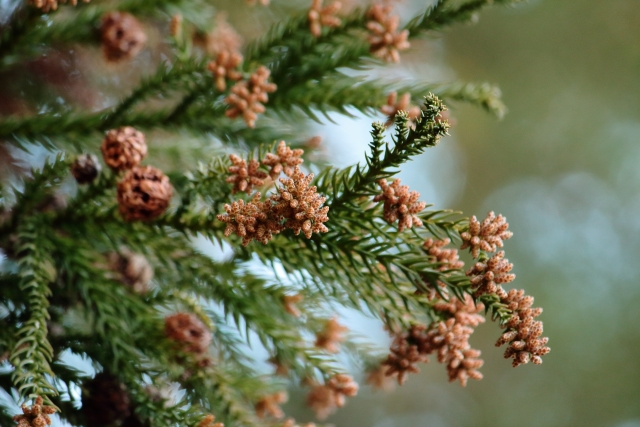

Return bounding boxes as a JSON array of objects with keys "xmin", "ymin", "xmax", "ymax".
[{"xmin": 300, "ymin": 1, "xmax": 640, "ymax": 426}]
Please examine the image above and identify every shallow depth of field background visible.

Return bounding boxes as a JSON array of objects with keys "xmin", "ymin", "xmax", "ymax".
[
  {"xmin": 296, "ymin": 1, "xmax": 640, "ymax": 426},
  {"xmin": 2, "ymin": 0, "xmax": 640, "ymax": 426}
]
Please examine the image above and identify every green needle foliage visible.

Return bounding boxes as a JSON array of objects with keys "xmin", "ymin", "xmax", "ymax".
[{"xmin": 0, "ymin": 0, "xmax": 549, "ymax": 426}]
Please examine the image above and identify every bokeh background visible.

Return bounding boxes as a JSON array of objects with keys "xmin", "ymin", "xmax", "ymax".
[
  {"xmin": 293, "ymin": 1, "xmax": 640, "ymax": 426},
  {"xmin": 2, "ymin": 0, "xmax": 640, "ymax": 426}
]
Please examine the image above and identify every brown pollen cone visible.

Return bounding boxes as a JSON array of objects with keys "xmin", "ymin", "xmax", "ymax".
[
  {"xmin": 12, "ymin": 396, "xmax": 57, "ymax": 427},
  {"xmin": 165, "ymin": 312, "xmax": 212, "ymax": 355},
  {"xmin": 255, "ymin": 391, "xmax": 288, "ymax": 419},
  {"xmin": 314, "ymin": 317, "xmax": 347, "ymax": 353},
  {"xmin": 366, "ymin": 3, "xmax": 410, "ymax": 63},
  {"xmin": 117, "ymin": 166, "xmax": 173, "ymax": 221},
  {"xmin": 101, "ymin": 126, "xmax": 147, "ymax": 171},
  {"xmin": 308, "ymin": 0, "xmax": 342, "ymax": 37},
  {"xmin": 226, "ymin": 154, "xmax": 267, "ymax": 194},
  {"xmin": 101, "ymin": 12, "xmax": 147, "ymax": 62},
  {"xmin": 261, "ymin": 141, "xmax": 304, "ymax": 179}
]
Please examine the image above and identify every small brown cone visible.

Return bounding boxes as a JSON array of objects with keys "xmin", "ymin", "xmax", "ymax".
[
  {"xmin": 71, "ymin": 154, "xmax": 102, "ymax": 184},
  {"xmin": 117, "ymin": 166, "xmax": 173, "ymax": 221},
  {"xmin": 101, "ymin": 12, "xmax": 147, "ymax": 62},
  {"xmin": 165, "ymin": 313, "xmax": 212, "ymax": 355},
  {"xmin": 101, "ymin": 127, "xmax": 147, "ymax": 171}
]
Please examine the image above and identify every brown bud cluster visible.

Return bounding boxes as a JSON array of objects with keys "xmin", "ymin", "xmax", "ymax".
[
  {"xmin": 217, "ymin": 193, "xmax": 283, "ymax": 246},
  {"xmin": 373, "ymin": 179, "xmax": 425, "ymax": 232},
  {"xmin": 165, "ymin": 313, "xmax": 212, "ymax": 355},
  {"xmin": 219, "ymin": 148, "xmax": 328, "ymax": 244},
  {"xmin": 101, "ymin": 126, "xmax": 147, "ymax": 171},
  {"xmin": 496, "ymin": 289, "xmax": 550, "ymax": 367},
  {"xmin": 424, "ymin": 238, "xmax": 464, "ymax": 272},
  {"xmin": 117, "ymin": 166, "xmax": 173, "ymax": 221},
  {"xmin": 382, "ymin": 295, "xmax": 485, "ymax": 387},
  {"xmin": 262, "ymin": 140, "xmax": 304, "ymax": 180},
  {"xmin": 308, "ymin": 0, "xmax": 342, "ymax": 37},
  {"xmin": 382, "ymin": 326, "xmax": 427, "ymax": 385},
  {"xmin": 255, "ymin": 391, "xmax": 288, "ymax": 419},
  {"xmin": 208, "ymin": 51, "xmax": 243, "ymax": 92},
  {"xmin": 270, "ymin": 167, "xmax": 330, "ymax": 239},
  {"xmin": 466, "ymin": 251, "xmax": 515, "ymax": 298},
  {"xmin": 366, "ymin": 3, "xmax": 410, "ymax": 63},
  {"xmin": 101, "ymin": 12, "xmax": 147, "ymax": 62},
  {"xmin": 314, "ymin": 317, "xmax": 347, "ymax": 353},
  {"xmin": 225, "ymin": 66, "xmax": 277, "ymax": 128},
  {"xmin": 29, "ymin": 0, "xmax": 88, "ymax": 13},
  {"xmin": 226, "ymin": 154, "xmax": 268, "ymax": 194},
  {"xmin": 460, "ymin": 211, "xmax": 513, "ymax": 259},
  {"xmin": 380, "ymin": 91, "xmax": 421, "ymax": 127},
  {"xmin": 306, "ymin": 374, "xmax": 358, "ymax": 420},
  {"xmin": 13, "ymin": 396, "xmax": 56, "ymax": 427}
]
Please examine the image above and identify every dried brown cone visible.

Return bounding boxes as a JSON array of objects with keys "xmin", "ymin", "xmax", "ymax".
[
  {"xmin": 261, "ymin": 141, "xmax": 304, "ymax": 179},
  {"xmin": 101, "ymin": 12, "xmax": 147, "ymax": 62},
  {"xmin": 108, "ymin": 248, "xmax": 153, "ymax": 294},
  {"xmin": 71, "ymin": 154, "xmax": 102, "ymax": 184},
  {"xmin": 207, "ymin": 51, "xmax": 243, "ymax": 92},
  {"xmin": 270, "ymin": 167, "xmax": 329, "ymax": 239},
  {"xmin": 165, "ymin": 313, "xmax": 212, "ymax": 355},
  {"xmin": 225, "ymin": 66, "xmax": 277, "ymax": 128},
  {"xmin": 496, "ymin": 289, "xmax": 550, "ymax": 367},
  {"xmin": 227, "ymin": 154, "xmax": 267, "ymax": 194},
  {"xmin": 380, "ymin": 92, "xmax": 421, "ymax": 127},
  {"xmin": 196, "ymin": 414, "xmax": 224, "ymax": 427},
  {"xmin": 460, "ymin": 211, "xmax": 513, "ymax": 259},
  {"xmin": 308, "ymin": 0, "xmax": 342, "ymax": 37},
  {"xmin": 101, "ymin": 126, "xmax": 147, "ymax": 171},
  {"xmin": 465, "ymin": 251, "xmax": 515, "ymax": 298},
  {"xmin": 82, "ymin": 373, "xmax": 131, "ymax": 427},
  {"xmin": 29, "ymin": 0, "xmax": 88, "ymax": 13},
  {"xmin": 117, "ymin": 166, "xmax": 173, "ymax": 221},
  {"xmin": 217, "ymin": 192, "xmax": 283, "ymax": 246},
  {"xmin": 366, "ymin": 3, "xmax": 410, "ymax": 63},
  {"xmin": 373, "ymin": 178, "xmax": 425, "ymax": 232},
  {"xmin": 255, "ymin": 391, "xmax": 288, "ymax": 419},
  {"xmin": 12, "ymin": 396, "xmax": 57, "ymax": 427},
  {"xmin": 314, "ymin": 317, "xmax": 347, "ymax": 353}
]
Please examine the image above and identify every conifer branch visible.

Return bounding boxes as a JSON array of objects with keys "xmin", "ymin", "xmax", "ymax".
[{"xmin": 10, "ymin": 221, "xmax": 58, "ymax": 404}]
